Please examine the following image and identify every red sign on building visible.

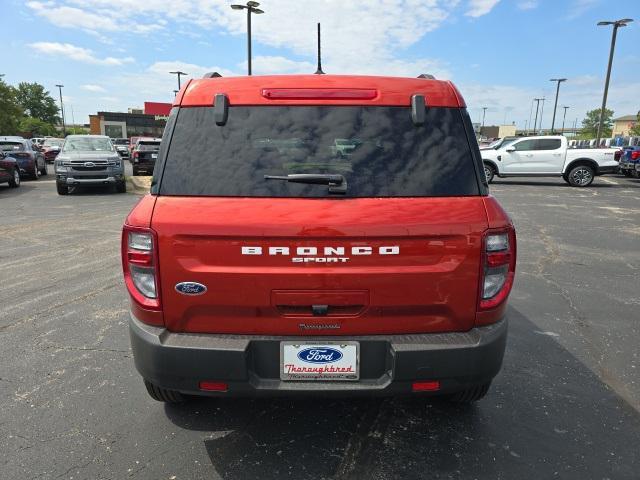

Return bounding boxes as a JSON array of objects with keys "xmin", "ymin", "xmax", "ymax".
[{"xmin": 144, "ymin": 102, "xmax": 172, "ymax": 116}]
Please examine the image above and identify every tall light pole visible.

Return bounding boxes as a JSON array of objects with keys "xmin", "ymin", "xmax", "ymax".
[
  {"xmin": 55, "ymin": 84, "xmax": 66, "ymax": 137},
  {"xmin": 481, "ymin": 107, "xmax": 487, "ymax": 136},
  {"xmin": 533, "ymin": 98, "xmax": 542, "ymax": 135},
  {"xmin": 231, "ymin": 1, "xmax": 265, "ymax": 75},
  {"xmin": 173, "ymin": 90, "xmax": 179, "ymax": 97},
  {"xmin": 549, "ymin": 78, "xmax": 567, "ymax": 133},
  {"xmin": 595, "ymin": 18, "xmax": 633, "ymax": 146},
  {"xmin": 169, "ymin": 71, "xmax": 188, "ymax": 91},
  {"xmin": 538, "ymin": 97, "xmax": 546, "ymax": 134},
  {"xmin": 561, "ymin": 106, "xmax": 569, "ymax": 135}
]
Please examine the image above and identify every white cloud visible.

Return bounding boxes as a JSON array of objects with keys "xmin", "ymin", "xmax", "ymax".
[
  {"xmin": 465, "ymin": 0, "xmax": 501, "ymax": 17},
  {"xmin": 81, "ymin": 84, "xmax": 106, "ymax": 92},
  {"xmin": 29, "ymin": 42, "xmax": 134, "ymax": 66},
  {"xmin": 517, "ymin": 0, "xmax": 539, "ymax": 10},
  {"xmin": 566, "ymin": 0, "xmax": 600, "ymax": 19}
]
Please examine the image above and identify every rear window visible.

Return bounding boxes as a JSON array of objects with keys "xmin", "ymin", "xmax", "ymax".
[
  {"xmin": 159, "ymin": 106, "xmax": 480, "ymax": 197},
  {"xmin": 137, "ymin": 141, "xmax": 161, "ymax": 151},
  {"xmin": 0, "ymin": 142, "xmax": 25, "ymax": 152}
]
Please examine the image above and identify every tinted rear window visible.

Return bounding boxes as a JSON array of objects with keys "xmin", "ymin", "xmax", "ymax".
[{"xmin": 159, "ymin": 106, "xmax": 479, "ymax": 197}]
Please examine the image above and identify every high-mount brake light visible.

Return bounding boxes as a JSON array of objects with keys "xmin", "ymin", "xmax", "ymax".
[
  {"xmin": 261, "ymin": 88, "xmax": 377, "ymax": 100},
  {"xmin": 122, "ymin": 226, "xmax": 161, "ymax": 310},
  {"xmin": 479, "ymin": 229, "xmax": 516, "ymax": 311}
]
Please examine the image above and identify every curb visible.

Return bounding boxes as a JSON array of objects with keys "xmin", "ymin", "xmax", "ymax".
[{"xmin": 126, "ymin": 176, "xmax": 152, "ymax": 195}]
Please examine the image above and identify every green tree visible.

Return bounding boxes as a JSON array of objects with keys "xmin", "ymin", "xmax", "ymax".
[
  {"xmin": 19, "ymin": 117, "xmax": 58, "ymax": 136},
  {"xmin": 580, "ymin": 107, "xmax": 614, "ymax": 138},
  {"xmin": 14, "ymin": 82, "xmax": 60, "ymax": 125},
  {"xmin": 0, "ymin": 78, "xmax": 24, "ymax": 135}
]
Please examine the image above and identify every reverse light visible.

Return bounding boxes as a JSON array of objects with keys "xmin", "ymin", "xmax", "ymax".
[
  {"xmin": 479, "ymin": 228, "xmax": 516, "ymax": 311},
  {"xmin": 122, "ymin": 226, "xmax": 161, "ymax": 310}
]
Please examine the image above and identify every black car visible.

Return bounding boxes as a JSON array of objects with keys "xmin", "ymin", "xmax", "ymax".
[
  {"xmin": 0, "ymin": 138, "xmax": 47, "ymax": 179},
  {"xmin": 132, "ymin": 138, "xmax": 161, "ymax": 176},
  {"xmin": 0, "ymin": 150, "xmax": 21, "ymax": 188}
]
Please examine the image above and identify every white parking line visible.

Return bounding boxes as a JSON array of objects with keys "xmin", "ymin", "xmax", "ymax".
[{"xmin": 599, "ymin": 177, "xmax": 619, "ymax": 185}]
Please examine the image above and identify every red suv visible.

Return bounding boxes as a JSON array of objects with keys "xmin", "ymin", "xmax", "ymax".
[{"xmin": 122, "ymin": 75, "xmax": 516, "ymax": 404}]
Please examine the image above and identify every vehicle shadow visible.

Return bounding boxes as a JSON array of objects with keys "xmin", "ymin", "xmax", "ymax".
[
  {"xmin": 0, "ymin": 182, "xmax": 40, "ymax": 197},
  {"xmin": 164, "ymin": 307, "xmax": 640, "ymax": 479}
]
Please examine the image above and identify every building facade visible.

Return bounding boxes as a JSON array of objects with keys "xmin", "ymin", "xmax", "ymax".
[
  {"xmin": 612, "ymin": 115, "xmax": 638, "ymax": 137},
  {"xmin": 89, "ymin": 102, "xmax": 172, "ymax": 138}
]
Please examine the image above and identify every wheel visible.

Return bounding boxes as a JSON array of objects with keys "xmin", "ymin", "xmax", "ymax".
[
  {"xmin": 32, "ymin": 165, "xmax": 40, "ymax": 180},
  {"xmin": 567, "ymin": 164, "xmax": 594, "ymax": 187},
  {"xmin": 562, "ymin": 174, "xmax": 571, "ymax": 185},
  {"xmin": 623, "ymin": 170, "xmax": 632, "ymax": 177},
  {"xmin": 448, "ymin": 382, "xmax": 491, "ymax": 403},
  {"xmin": 56, "ymin": 182, "xmax": 69, "ymax": 195},
  {"xmin": 8, "ymin": 168, "xmax": 20, "ymax": 188},
  {"xmin": 40, "ymin": 162, "xmax": 47, "ymax": 176},
  {"xmin": 116, "ymin": 180, "xmax": 126, "ymax": 193},
  {"xmin": 483, "ymin": 163, "xmax": 495, "ymax": 183},
  {"xmin": 144, "ymin": 379, "xmax": 185, "ymax": 403},
  {"xmin": 132, "ymin": 167, "xmax": 139, "ymax": 176},
  {"xmin": 632, "ymin": 170, "xmax": 640, "ymax": 179}
]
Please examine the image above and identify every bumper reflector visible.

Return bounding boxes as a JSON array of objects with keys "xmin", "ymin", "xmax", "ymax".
[
  {"xmin": 199, "ymin": 381, "xmax": 228, "ymax": 392},
  {"xmin": 412, "ymin": 381, "xmax": 440, "ymax": 392}
]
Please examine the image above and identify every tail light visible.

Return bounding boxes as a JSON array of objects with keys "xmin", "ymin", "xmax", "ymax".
[
  {"xmin": 478, "ymin": 227, "xmax": 516, "ymax": 312},
  {"xmin": 122, "ymin": 225, "xmax": 161, "ymax": 311},
  {"xmin": 631, "ymin": 151, "xmax": 640, "ymax": 160},
  {"xmin": 133, "ymin": 151, "xmax": 139, "ymax": 163}
]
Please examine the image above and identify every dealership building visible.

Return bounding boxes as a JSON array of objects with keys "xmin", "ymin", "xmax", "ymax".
[{"xmin": 89, "ymin": 102, "xmax": 172, "ymax": 138}]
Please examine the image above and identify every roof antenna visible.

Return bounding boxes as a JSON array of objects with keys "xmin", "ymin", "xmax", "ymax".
[{"xmin": 315, "ymin": 22, "xmax": 325, "ymax": 74}]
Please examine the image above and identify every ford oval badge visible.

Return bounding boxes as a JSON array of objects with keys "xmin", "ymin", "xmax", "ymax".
[
  {"xmin": 297, "ymin": 347, "xmax": 343, "ymax": 364},
  {"xmin": 175, "ymin": 282, "xmax": 207, "ymax": 295}
]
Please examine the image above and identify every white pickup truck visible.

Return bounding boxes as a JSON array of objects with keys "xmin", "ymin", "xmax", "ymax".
[{"xmin": 481, "ymin": 135, "xmax": 618, "ymax": 187}]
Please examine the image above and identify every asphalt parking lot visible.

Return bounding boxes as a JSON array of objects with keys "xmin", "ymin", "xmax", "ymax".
[{"xmin": 1, "ymin": 170, "xmax": 640, "ymax": 479}]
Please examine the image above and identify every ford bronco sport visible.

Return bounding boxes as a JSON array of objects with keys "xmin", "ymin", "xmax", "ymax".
[{"xmin": 122, "ymin": 75, "xmax": 516, "ymax": 404}]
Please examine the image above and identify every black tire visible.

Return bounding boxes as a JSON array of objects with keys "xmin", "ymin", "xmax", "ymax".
[
  {"xmin": 632, "ymin": 170, "xmax": 640, "ymax": 179},
  {"xmin": 32, "ymin": 165, "xmax": 40, "ymax": 180},
  {"xmin": 8, "ymin": 168, "xmax": 20, "ymax": 188},
  {"xmin": 483, "ymin": 163, "xmax": 495, "ymax": 183},
  {"xmin": 132, "ymin": 167, "xmax": 139, "ymax": 176},
  {"xmin": 623, "ymin": 170, "xmax": 632, "ymax": 177},
  {"xmin": 116, "ymin": 180, "xmax": 126, "ymax": 193},
  {"xmin": 40, "ymin": 162, "xmax": 47, "ymax": 176},
  {"xmin": 56, "ymin": 182, "xmax": 69, "ymax": 195},
  {"xmin": 448, "ymin": 382, "xmax": 491, "ymax": 403},
  {"xmin": 567, "ymin": 164, "xmax": 595, "ymax": 187},
  {"xmin": 144, "ymin": 379, "xmax": 185, "ymax": 403}
]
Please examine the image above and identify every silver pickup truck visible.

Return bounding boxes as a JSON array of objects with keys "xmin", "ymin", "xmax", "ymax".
[
  {"xmin": 54, "ymin": 135, "xmax": 126, "ymax": 195},
  {"xmin": 481, "ymin": 135, "xmax": 618, "ymax": 187}
]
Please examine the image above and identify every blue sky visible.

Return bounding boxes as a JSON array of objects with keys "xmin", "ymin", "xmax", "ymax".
[{"xmin": 2, "ymin": 0, "xmax": 638, "ymax": 129}]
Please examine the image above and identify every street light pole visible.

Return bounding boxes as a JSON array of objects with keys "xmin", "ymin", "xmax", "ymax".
[
  {"xmin": 231, "ymin": 1, "xmax": 265, "ymax": 76},
  {"xmin": 538, "ymin": 97, "xmax": 545, "ymax": 134},
  {"xmin": 481, "ymin": 107, "xmax": 487, "ymax": 137},
  {"xmin": 595, "ymin": 18, "xmax": 633, "ymax": 146},
  {"xmin": 169, "ymin": 71, "xmax": 188, "ymax": 91},
  {"xmin": 549, "ymin": 78, "xmax": 567, "ymax": 133},
  {"xmin": 55, "ymin": 84, "xmax": 66, "ymax": 137},
  {"xmin": 561, "ymin": 106, "xmax": 569, "ymax": 135}
]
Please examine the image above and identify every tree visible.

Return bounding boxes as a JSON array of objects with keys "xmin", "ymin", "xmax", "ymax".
[
  {"xmin": 19, "ymin": 117, "xmax": 58, "ymax": 136},
  {"xmin": 14, "ymin": 82, "xmax": 60, "ymax": 125},
  {"xmin": 0, "ymin": 78, "xmax": 24, "ymax": 135},
  {"xmin": 580, "ymin": 108, "xmax": 614, "ymax": 138}
]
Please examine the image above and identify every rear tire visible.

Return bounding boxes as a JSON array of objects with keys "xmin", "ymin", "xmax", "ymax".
[
  {"xmin": 132, "ymin": 167, "xmax": 139, "ymax": 176},
  {"xmin": 56, "ymin": 182, "xmax": 69, "ymax": 195},
  {"xmin": 448, "ymin": 382, "xmax": 491, "ymax": 403},
  {"xmin": 32, "ymin": 165, "xmax": 40, "ymax": 180},
  {"xmin": 483, "ymin": 163, "xmax": 495, "ymax": 183},
  {"xmin": 8, "ymin": 168, "xmax": 20, "ymax": 188},
  {"xmin": 116, "ymin": 180, "xmax": 126, "ymax": 193},
  {"xmin": 40, "ymin": 163, "xmax": 47, "ymax": 176},
  {"xmin": 144, "ymin": 379, "xmax": 185, "ymax": 403},
  {"xmin": 567, "ymin": 164, "xmax": 595, "ymax": 187}
]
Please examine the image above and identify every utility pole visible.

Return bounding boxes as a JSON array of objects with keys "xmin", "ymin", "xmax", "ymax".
[
  {"xmin": 70, "ymin": 104, "xmax": 76, "ymax": 134},
  {"xmin": 549, "ymin": 78, "xmax": 567, "ymax": 133},
  {"xmin": 527, "ymin": 99, "xmax": 534, "ymax": 136},
  {"xmin": 481, "ymin": 107, "xmax": 487, "ymax": 136},
  {"xmin": 315, "ymin": 23, "xmax": 325, "ymax": 74},
  {"xmin": 169, "ymin": 71, "xmax": 188, "ymax": 90},
  {"xmin": 533, "ymin": 98, "xmax": 542, "ymax": 135},
  {"xmin": 538, "ymin": 97, "xmax": 546, "ymax": 134},
  {"xmin": 55, "ymin": 84, "xmax": 66, "ymax": 136},
  {"xmin": 561, "ymin": 106, "xmax": 569, "ymax": 135},
  {"xmin": 595, "ymin": 18, "xmax": 633, "ymax": 145},
  {"xmin": 231, "ymin": 1, "xmax": 265, "ymax": 75}
]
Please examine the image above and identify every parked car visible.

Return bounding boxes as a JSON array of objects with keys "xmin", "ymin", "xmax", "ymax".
[
  {"xmin": 480, "ymin": 136, "xmax": 518, "ymax": 151},
  {"xmin": 123, "ymin": 74, "xmax": 516, "ymax": 404},
  {"xmin": 128, "ymin": 136, "xmax": 141, "ymax": 157},
  {"xmin": 113, "ymin": 138, "xmax": 130, "ymax": 159},
  {"xmin": 54, "ymin": 135, "xmax": 125, "ymax": 195},
  {"xmin": 0, "ymin": 150, "xmax": 21, "ymax": 188},
  {"xmin": 481, "ymin": 135, "xmax": 618, "ymax": 186},
  {"xmin": 131, "ymin": 138, "xmax": 161, "ymax": 175},
  {"xmin": 619, "ymin": 146, "xmax": 640, "ymax": 177},
  {"xmin": 42, "ymin": 138, "xmax": 65, "ymax": 163},
  {"xmin": 0, "ymin": 138, "xmax": 46, "ymax": 179}
]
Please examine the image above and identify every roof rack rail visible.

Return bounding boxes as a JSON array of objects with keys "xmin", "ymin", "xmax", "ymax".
[
  {"xmin": 203, "ymin": 72, "xmax": 222, "ymax": 78},
  {"xmin": 417, "ymin": 73, "xmax": 435, "ymax": 79}
]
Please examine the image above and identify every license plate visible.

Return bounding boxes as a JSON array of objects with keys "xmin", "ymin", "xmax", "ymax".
[
  {"xmin": 281, "ymin": 342, "xmax": 359, "ymax": 381},
  {"xmin": 151, "ymin": 153, "xmax": 158, "ymax": 159}
]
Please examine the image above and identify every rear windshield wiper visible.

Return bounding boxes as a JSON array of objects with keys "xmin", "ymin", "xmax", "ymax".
[{"xmin": 264, "ymin": 173, "xmax": 347, "ymax": 194}]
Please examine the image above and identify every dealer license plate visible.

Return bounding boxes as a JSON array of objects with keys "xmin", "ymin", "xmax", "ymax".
[
  {"xmin": 281, "ymin": 342, "xmax": 359, "ymax": 381},
  {"xmin": 151, "ymin": 153, "xmax": 158, "ymax": 159}
]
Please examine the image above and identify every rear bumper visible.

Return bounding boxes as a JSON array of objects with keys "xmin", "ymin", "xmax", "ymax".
[{"xmin": 129, "ymin": 314, "xmax": 508, "ymax": 397}]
